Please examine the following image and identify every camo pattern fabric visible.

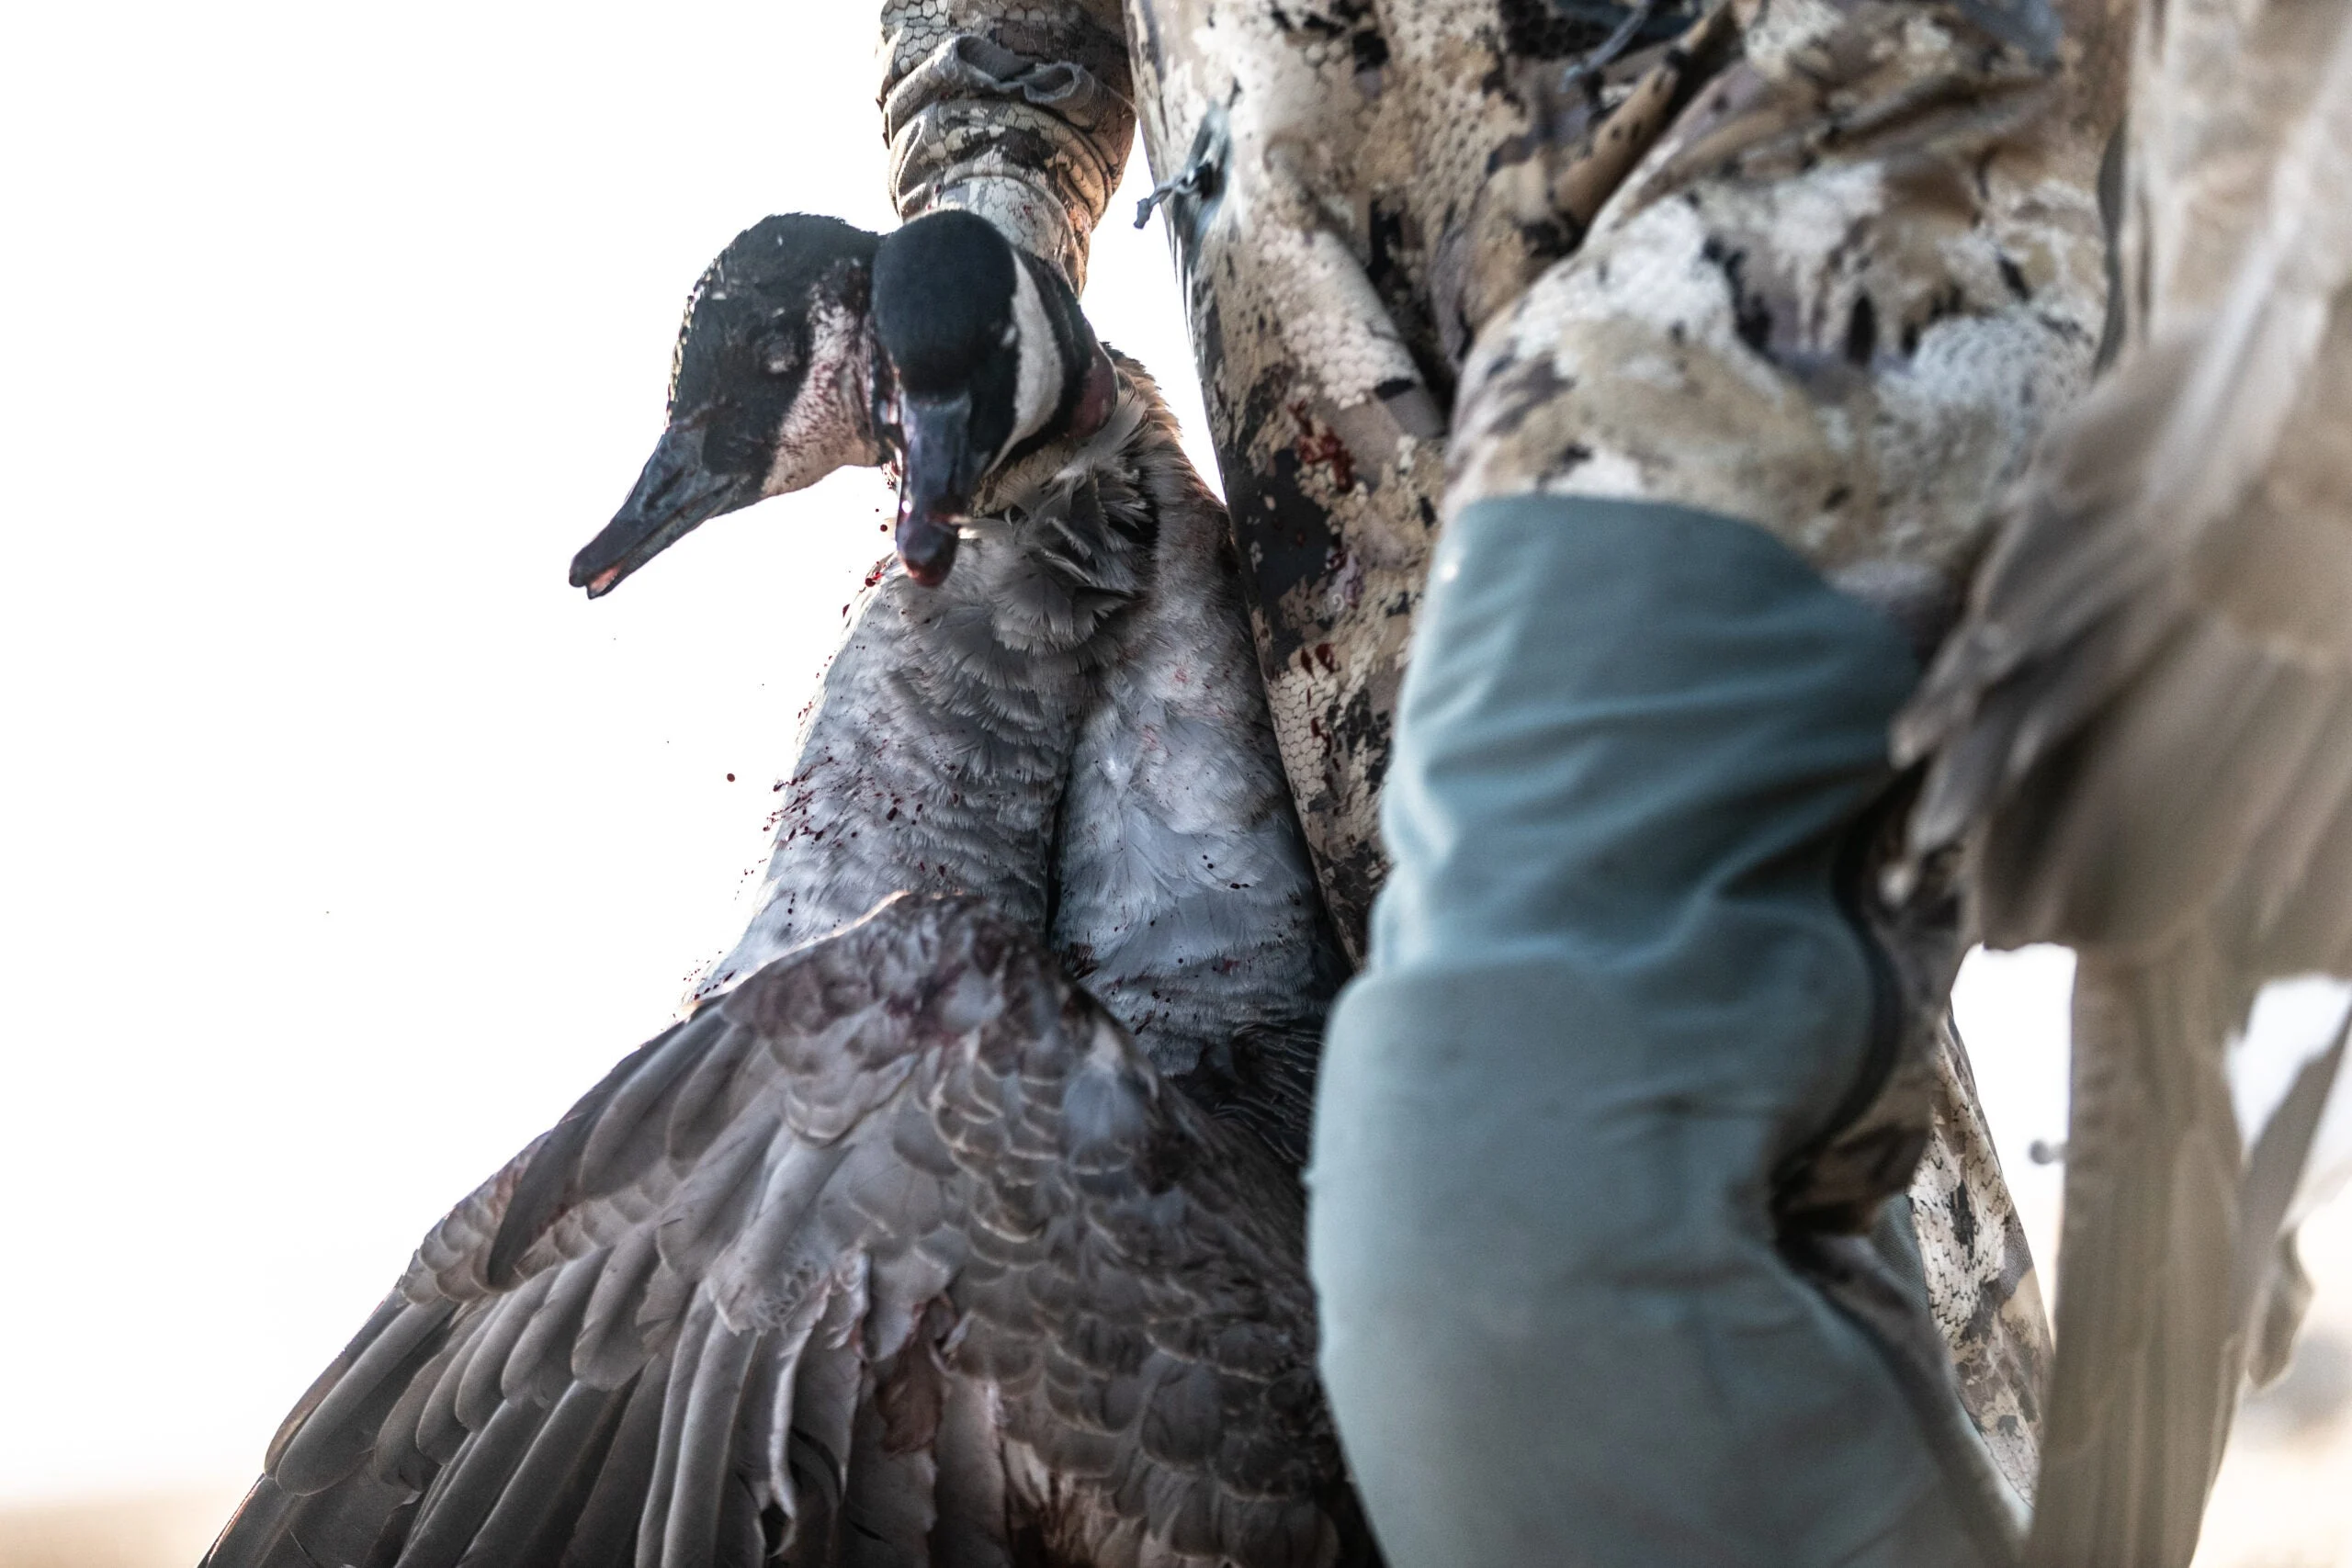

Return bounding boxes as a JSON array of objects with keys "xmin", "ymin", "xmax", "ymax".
[
  {"xmin": 876, "ymin": 0, "xmax": 2132, "ymax": 1494},
  {"xmin": 1916, "ymin": 1015, "xmax": 2052, "ymax": 1497},
  {"xmin": 1447, "ymin": 0, "xmax": 2132, "ymax": 639},
  {"xmin": 881, "ymin": 0, "xmax": 1137, "ymax": 293}
]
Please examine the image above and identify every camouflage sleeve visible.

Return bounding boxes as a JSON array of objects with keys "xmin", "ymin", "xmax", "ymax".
[
  {"xmin": 878, "ymin": 0, "xmax": 1136, "ymax": 289},
  {"xmin": 1445, "ymin": 0, "xmax": 2132, "ymax": 621}
]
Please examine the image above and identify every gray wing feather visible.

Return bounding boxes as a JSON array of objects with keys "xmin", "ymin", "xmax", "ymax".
[
  {"xmin": 578, "ymin": 1025, "xmax": 715, "ymax": 1198},
  {"xmin": 414, "ymin": 1328, "xmax": 479, "ymax": 1467},
  {"xmin": 409, "ymin": 1392, "xmax": 556, "ymax": 1567},
  {"xmin": 504, "ymin": 1247, "xmax": 608, "ymax": 1406},
  {"xmin": 662, "ymin": 1313, "xmax": 762, "ymax": 1568},
  {"xmin": 205, "ymin": 894, "xmax": 1366, "ymax": 1568},
  {"xmin": 458, "ymin": 1374, "xmax": 632, "ymax": 1565},
  {"xmin": 457, "ymin": 1270, "xmax": 554, "ymax": 1432},
  {"xmin": 577, "ymin": 1229, "xmax": 664, "ymax": 1388},
  {"xmin": 566, "ymin": 1354, "xmax": 677, "ymax": 1568},
  {"xmin": 262, "ymin": 1290, "xmax": 408, "ymax": 1475},
  {"xmin": 374, "ymin": 1338, "xmax": 459, "ymax": 1487},
  {"xmin": 272, "ymin": 1296, "xmax": 458, "ymax": 1495}
]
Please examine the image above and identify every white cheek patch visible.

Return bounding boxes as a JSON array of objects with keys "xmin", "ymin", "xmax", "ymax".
[
  {"xmin": 763, "ymin": 300, "xmax": 871, "ymax": 497},
  {"xmin": 1008, "ymin": 260, "xmax": 1059, "ymax": 451}
]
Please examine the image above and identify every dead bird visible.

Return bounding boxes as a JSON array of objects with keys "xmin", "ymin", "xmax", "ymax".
[
  {"xmin": 579, "ymin": 211, "xmax": 1344, "ymax": 1157},
  {"xmin": 201, "ymin": 214, "xmax": 1366, "ymax": 1568}
]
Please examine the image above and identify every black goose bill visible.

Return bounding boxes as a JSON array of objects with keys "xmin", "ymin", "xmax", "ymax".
[
  {"xmin": 886, "ymin": 339, "xmax": 1116, "ymax": 588},
  {"xmin": 570, "ymin": 422, "xmax": 761, "ymax": 598},
  {"xmin": 890, "ymin": 388, "xmax": 986, "ymax": 586}
]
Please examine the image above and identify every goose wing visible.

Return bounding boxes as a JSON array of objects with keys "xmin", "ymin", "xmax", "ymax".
[
  {"xmin": 1900, "ymin": 0, "xmax": 2352, "ymax": 965},
  {"xmin": 1894, "ymin": 0, "xmax": 2352, "ymax": 1558},
  {"xmin": 201, "ymin": 893, "xmax": 1364, "ymax": 1568}
]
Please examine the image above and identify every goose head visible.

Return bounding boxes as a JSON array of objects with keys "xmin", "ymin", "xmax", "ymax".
[
  {"xmin": 571, "ymin": 209, "xmax": 1117, "ymax": 596},
  {"xmin": 869, "ymin": 210, "xmax": 1118, "ymax": 585},
  {"xmin": 571, "ymin": 214, "xmax": 882, "ymax": 598}
]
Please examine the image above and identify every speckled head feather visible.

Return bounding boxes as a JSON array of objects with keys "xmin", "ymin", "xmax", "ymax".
[{"xmin": 665, "ymin": 214, "xmax": 877, "ymax": 460}]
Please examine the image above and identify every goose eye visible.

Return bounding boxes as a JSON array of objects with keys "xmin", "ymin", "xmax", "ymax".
[{"xmin": 761, "ymin": 337, "xmax": 802, "ymax": 378}]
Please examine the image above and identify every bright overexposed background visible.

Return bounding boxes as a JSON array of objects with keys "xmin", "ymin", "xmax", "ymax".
[{"xmin": 0, "ymin": 5, "xmax": 2343, "ymax": 1565}]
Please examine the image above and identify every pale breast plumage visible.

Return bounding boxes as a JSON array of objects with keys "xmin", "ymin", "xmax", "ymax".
[{"xmin": 695, "ymin": 366, "xmax": 1340, "ymax": 1156}]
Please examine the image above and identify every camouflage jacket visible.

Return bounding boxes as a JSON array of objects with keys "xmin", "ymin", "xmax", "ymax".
[{"xmin": 875, "ymin": 0, "xmax": 2132, "ymax": 1496}]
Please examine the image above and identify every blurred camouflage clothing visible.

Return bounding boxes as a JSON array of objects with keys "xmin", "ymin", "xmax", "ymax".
[{"xmin": 876, "ymin": 0, "xmax": 2131, "ymax": 1498}]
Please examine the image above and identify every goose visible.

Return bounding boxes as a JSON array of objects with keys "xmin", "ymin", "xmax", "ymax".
[
  {"xmin": 1896, "ymin": 0, "xmax": 2352, "ymax": 1556},
  {"xmin": 202, "ymin": 212, "xmax": 1361, "ymax": 1568},
  {"xmin": 579, "ymin": 209, "xmax": 1343, "ymax": 1159}
]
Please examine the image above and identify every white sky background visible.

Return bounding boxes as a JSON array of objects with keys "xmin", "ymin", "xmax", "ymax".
[{"xmin": 0, "ymin": 0, "xmax": 2309, "ymax": 1525}]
